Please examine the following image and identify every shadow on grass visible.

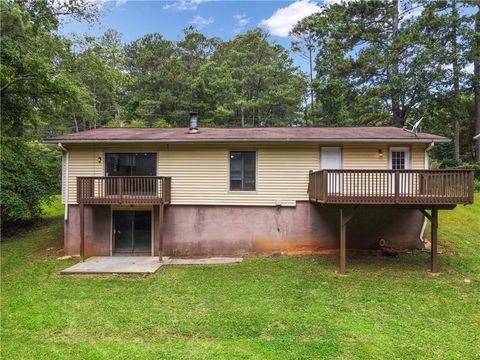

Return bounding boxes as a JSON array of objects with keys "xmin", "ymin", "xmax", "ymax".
[{"xmin": 308, "ymin": 250, "xmax": 451, "ymax": 275}]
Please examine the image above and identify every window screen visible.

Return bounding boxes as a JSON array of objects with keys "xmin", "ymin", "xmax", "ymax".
[
  {"xmin": 105, "ymin": 153, "xmax": 156, "ymax": 176},
  {"xmin": 230, "ymin": 151, "xmax": 256, "ymax": 191}
]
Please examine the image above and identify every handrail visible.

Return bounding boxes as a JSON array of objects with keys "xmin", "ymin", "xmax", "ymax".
[
  {"xmin": 308, "ymin": 169, "xmax": 474, "ymax": 205},
  {"xmin": 77, "ymin": 176, "xmax": 172, "ymax": 205},
  {"xmin": 309, "ymin": 169, "xmax": 474, "ymax": 174}
]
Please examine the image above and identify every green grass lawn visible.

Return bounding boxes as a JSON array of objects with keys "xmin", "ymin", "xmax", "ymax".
[{"xmin": 1, "ymin": 196, "xmax": 479, "ymax": 359}]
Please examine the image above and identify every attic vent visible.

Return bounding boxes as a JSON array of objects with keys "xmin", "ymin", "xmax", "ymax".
[{"xmin": 189, "ymin": 112, "xmax": 198, "ymax": 134}]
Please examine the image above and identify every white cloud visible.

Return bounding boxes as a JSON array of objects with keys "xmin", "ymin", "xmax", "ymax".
[
  {"xmin": 259, "ymin": 0, "xmax": 323, "ymax": 37},
  {"xmin": 441, "ymin": 63, "xmax": 474, "ymax": 75},
  {"xmin": 234, "ymin": 13, "xmax": 250, "ymax": 27},
  {"xmin": 322, "ymin": 0, "xmax": 341, "ymax": 4},
  {"xmin": 399, "ymin": 2, "xmax": 423, "ymax": 24},
  {"xmin": 323, "ymin": 0, "xmax": 358, "ymax": 5},
  {"xmin": 115, "ymin": 0, "xmax": 127, "ymax": 8},
  {"xmin": 189, "ymin": 15, "xmax": 214, "ymax": 29},
  {"xmin": 163, "ymin": 0, "xmax": 210, "ymax": 11},
  {"xmin": 55, "ymin": 0, "xmax": 109, "ymax": 7},
  {"xmin": 464, "ymin": 63, "xmax": 474, "ymax": 74}
]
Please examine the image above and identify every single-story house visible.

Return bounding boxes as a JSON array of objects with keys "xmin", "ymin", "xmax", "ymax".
[{"xmin": 45, "ymin": 115, "xmax": 474, "ymax": 273}]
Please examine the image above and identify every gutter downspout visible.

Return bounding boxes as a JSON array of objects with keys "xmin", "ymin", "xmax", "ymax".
[
  {"xmin": 424, "ymin": 141, "xmax": 435, "ymax": 168},
  {"xmin": 420, "ymin": 141, "xmax": 435, "ymax": 245},
  {"xmin": 58, "ymin": 143, "xmax": 69, "ymax": 221}
]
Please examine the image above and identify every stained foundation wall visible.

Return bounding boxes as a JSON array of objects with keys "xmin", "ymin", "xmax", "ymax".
[
  {"xmin": 64, "ymin": 203, "xmax": 424, "ymax": 257},
  {"xmin": 65, "ymin": 205, "xmax": 111, "ymax": 257}
]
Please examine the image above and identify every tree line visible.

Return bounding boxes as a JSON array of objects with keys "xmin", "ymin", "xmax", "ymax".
[
  {"xmin": 1, "ymin": 0, "xmax": 479, "ymax": 231},
  {"xmin": 292, "ymin": 0, "xmax": 480, "ymax": 163},
  {"xmin": 1, "ymin": 1, "xmax": 307, "ymax": 141}
]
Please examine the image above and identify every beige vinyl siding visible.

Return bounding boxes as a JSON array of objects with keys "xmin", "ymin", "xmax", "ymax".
[
  {"xmin": 67, "ymin": 146, "xmax": 103, "ymax": 203},
  {"xmin": 159, "ymin": 144, "xmax": 319, "ymax": 206},
  {"xmin": 340, "ymin": 144, "xmax": 388, "ymax": 195},
  {"xmin": 342, "ymin": 143, "xmax": 425, "ymax": 170},
  {"xmin": 66, "ymin": 143, "xmax": 319, "ymax": 206},
  {"xmin": 67, "ymin": 144, "xmax": 160, "ymax": 204},
  {"xmin": 343, "ymin": 144, "xmax": 388, "ymax": 169},
  {"xmin": 65, "ymin": 141, "xmax": 427, "ymax": 206},
  {"xmin": 411, "ymin": 144, "xmax": 426, "ymax": 169}
]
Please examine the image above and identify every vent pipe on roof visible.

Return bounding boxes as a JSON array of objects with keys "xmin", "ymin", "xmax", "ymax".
[{"xmin": 189, "ymin": 112, "xmax": 198, "ymax": 134}]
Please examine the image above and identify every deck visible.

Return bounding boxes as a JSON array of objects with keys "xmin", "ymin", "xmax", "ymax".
[
  {"xmin": 76, "ymin": 176, "xmax": 171, "ymax": 261},
  {"xmin": 77, "ymin": 176, "xmax": 171, "ymax": 205},
  {"xmin": 308, "ymin": 168, "xmax": 474, "ymax": 274},
  {"xmin": 308, "ymin": 169, "xmax": 474, "ymax": 206}
]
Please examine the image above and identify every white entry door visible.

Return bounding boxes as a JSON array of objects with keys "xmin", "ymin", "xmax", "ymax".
[
  {"xmin": 389, "ymin": 147, "xmax": 410, "ymax": 194},
  {"xmin": 321, "ymin": 147, "xmax": 342, "ymax": 194},
  {"xmin": 321, "ymin": 147, "xmax": 342, "ymax": 169}
]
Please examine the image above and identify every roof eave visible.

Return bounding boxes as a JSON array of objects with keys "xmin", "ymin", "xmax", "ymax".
[{"xmin": 44, "ymin": 138, "xmax": 450, "ymax": 144}]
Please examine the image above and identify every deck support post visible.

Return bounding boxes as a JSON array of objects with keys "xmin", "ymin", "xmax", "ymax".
[
  {"xmin": 419, "ymin": 207, "xmax": 439, "ymax": 274},
  {"xmin": 339, "ymin": 208, "xmax": 346, "ymax": 275},
  {"xmin": 158, "ymin": 203, "xmax": 165, "ymax": 262},
  {"xmin": 431, "ymin": 207, "xmax": 438, "ymax": 274},
  {"xmin": 338, "ymin": 206, "xmax": 358, "ymax": 275},
  {"xmin": 79, "ymin": 203, "xmax": 85, "ymax": 262}
]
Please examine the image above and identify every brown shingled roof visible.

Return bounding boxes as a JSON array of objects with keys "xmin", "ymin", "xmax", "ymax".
[{"xmin": 44, "ymin": 126, "xmax": 449, "ymax": 143}]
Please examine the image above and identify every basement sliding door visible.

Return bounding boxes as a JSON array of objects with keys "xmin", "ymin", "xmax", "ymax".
[{"xmin": 113, "ymin": 210, "xmax": 152, "ymax": 254}]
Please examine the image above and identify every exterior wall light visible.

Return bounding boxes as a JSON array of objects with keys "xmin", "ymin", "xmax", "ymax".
[{"xmin": 378, "ymin": 149, "xmax": 383, "ymax": 158}]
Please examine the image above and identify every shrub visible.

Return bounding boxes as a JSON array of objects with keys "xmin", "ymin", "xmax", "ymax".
[
  {"xmin": 152, "ymin": 118, "xmax": 171, "ymax": 128},
  {"xmin": 104, "ymin": 119, "xmax": 122, "ymax": 127},
  {"xmin": 104, "ymin": 118, "xmax": 149, "ymax": 128},
  {"xmin": 443, "ymin": 162, "xmax": 480, "ymax": 192},
  {"xmin": 0, "ymin": 137, "xmax": 61, "ymax": 234},
  {"xmin": 448, "ymin": 162, "xmax": 480, "ymax": 180},
  {"xmin": 125, "ymin": 119, "xmax": 147, "ymax": 128}
]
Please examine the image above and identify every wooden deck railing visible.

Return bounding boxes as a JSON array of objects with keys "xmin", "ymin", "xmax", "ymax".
[
  {"xmin": 77, "ymin": 176, "xmax": 171, "ymax": 205},
  {"xmin": 308, "ymin": 169, "xmax": 474, "ymax": 205}
]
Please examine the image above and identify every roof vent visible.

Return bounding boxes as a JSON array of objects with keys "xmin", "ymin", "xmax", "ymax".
[{"xmin": 189, "ymin": 112, "xmax": 198, "ymax": 134}]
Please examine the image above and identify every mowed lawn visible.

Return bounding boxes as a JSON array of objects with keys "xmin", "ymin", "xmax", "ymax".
[{"xmin": 1, "ymin": 197, "xmax": 479, "ymax": 359}]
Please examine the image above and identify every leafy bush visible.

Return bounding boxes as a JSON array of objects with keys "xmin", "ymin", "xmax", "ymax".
[
  {"xmin": 104, "ymin": 118, "xmax": 148, "ymax": 128},
  {"xmin": 125, "ymin": 119, "xmax": 147, "ymax": 128},
  {"xmin": 104, "ymin": 119, "xmax": 122, "ymax": 127},
  {"xmin": 152, "ymin": 118, "xmax": 171, "ymax": 128},
  {"xmin": 441, "ymin": 162, "xmax": 480, "ymax": 192},
  {"xmin": 448, "ymin": 162, "xmax": 480, "ymax": 180},
  {"xmin": 1, "ymin": 137, "xmax": 61, "ymax": 234}
]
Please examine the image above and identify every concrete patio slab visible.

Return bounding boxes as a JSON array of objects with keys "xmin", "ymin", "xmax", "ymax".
[
  {"xmin": 167, "ymin": 257, "xmax": 243, "ymax": 265},
  {"xmin": 61, "ymin": 256, "xmax": 164, "ymax": 274},
  {"xmin": 61, "ymin": 256, "xmax": 243, "ymax": 274}
]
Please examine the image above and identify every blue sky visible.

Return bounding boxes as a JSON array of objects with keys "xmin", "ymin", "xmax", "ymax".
[
  {"xmin": 60, "ymin": 0, "xmax": 332, "ymax": 73},
  {"xmin": 62, "ymin": 0, "xmax": 475, "ymax": 74}
]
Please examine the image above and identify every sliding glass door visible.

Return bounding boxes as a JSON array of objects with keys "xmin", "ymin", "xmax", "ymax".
[
  {"xmin": 105, "ymin": 153, "xmax": 157, "ymax": 195},
  {"xmin": 113, "ymin": 210, "xmax": 152, "ymax": 253},
  {"xmin": 105, "ymin": 153, "xmax": 156, "ymax": 176}
]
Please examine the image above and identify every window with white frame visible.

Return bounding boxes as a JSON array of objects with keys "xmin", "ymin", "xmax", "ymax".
[{"xmin": 229, "ymin": 151, "xmax": 256, "ymax": 191}]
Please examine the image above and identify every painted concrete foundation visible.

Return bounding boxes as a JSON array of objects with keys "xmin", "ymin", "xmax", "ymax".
[
  {"xmin": 64, "ymin": 202, "xmax": 424, "ymax": 257},
  {"xmin": 64, "ymin": 205, "xmax": 111, "ymax": 256}
]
